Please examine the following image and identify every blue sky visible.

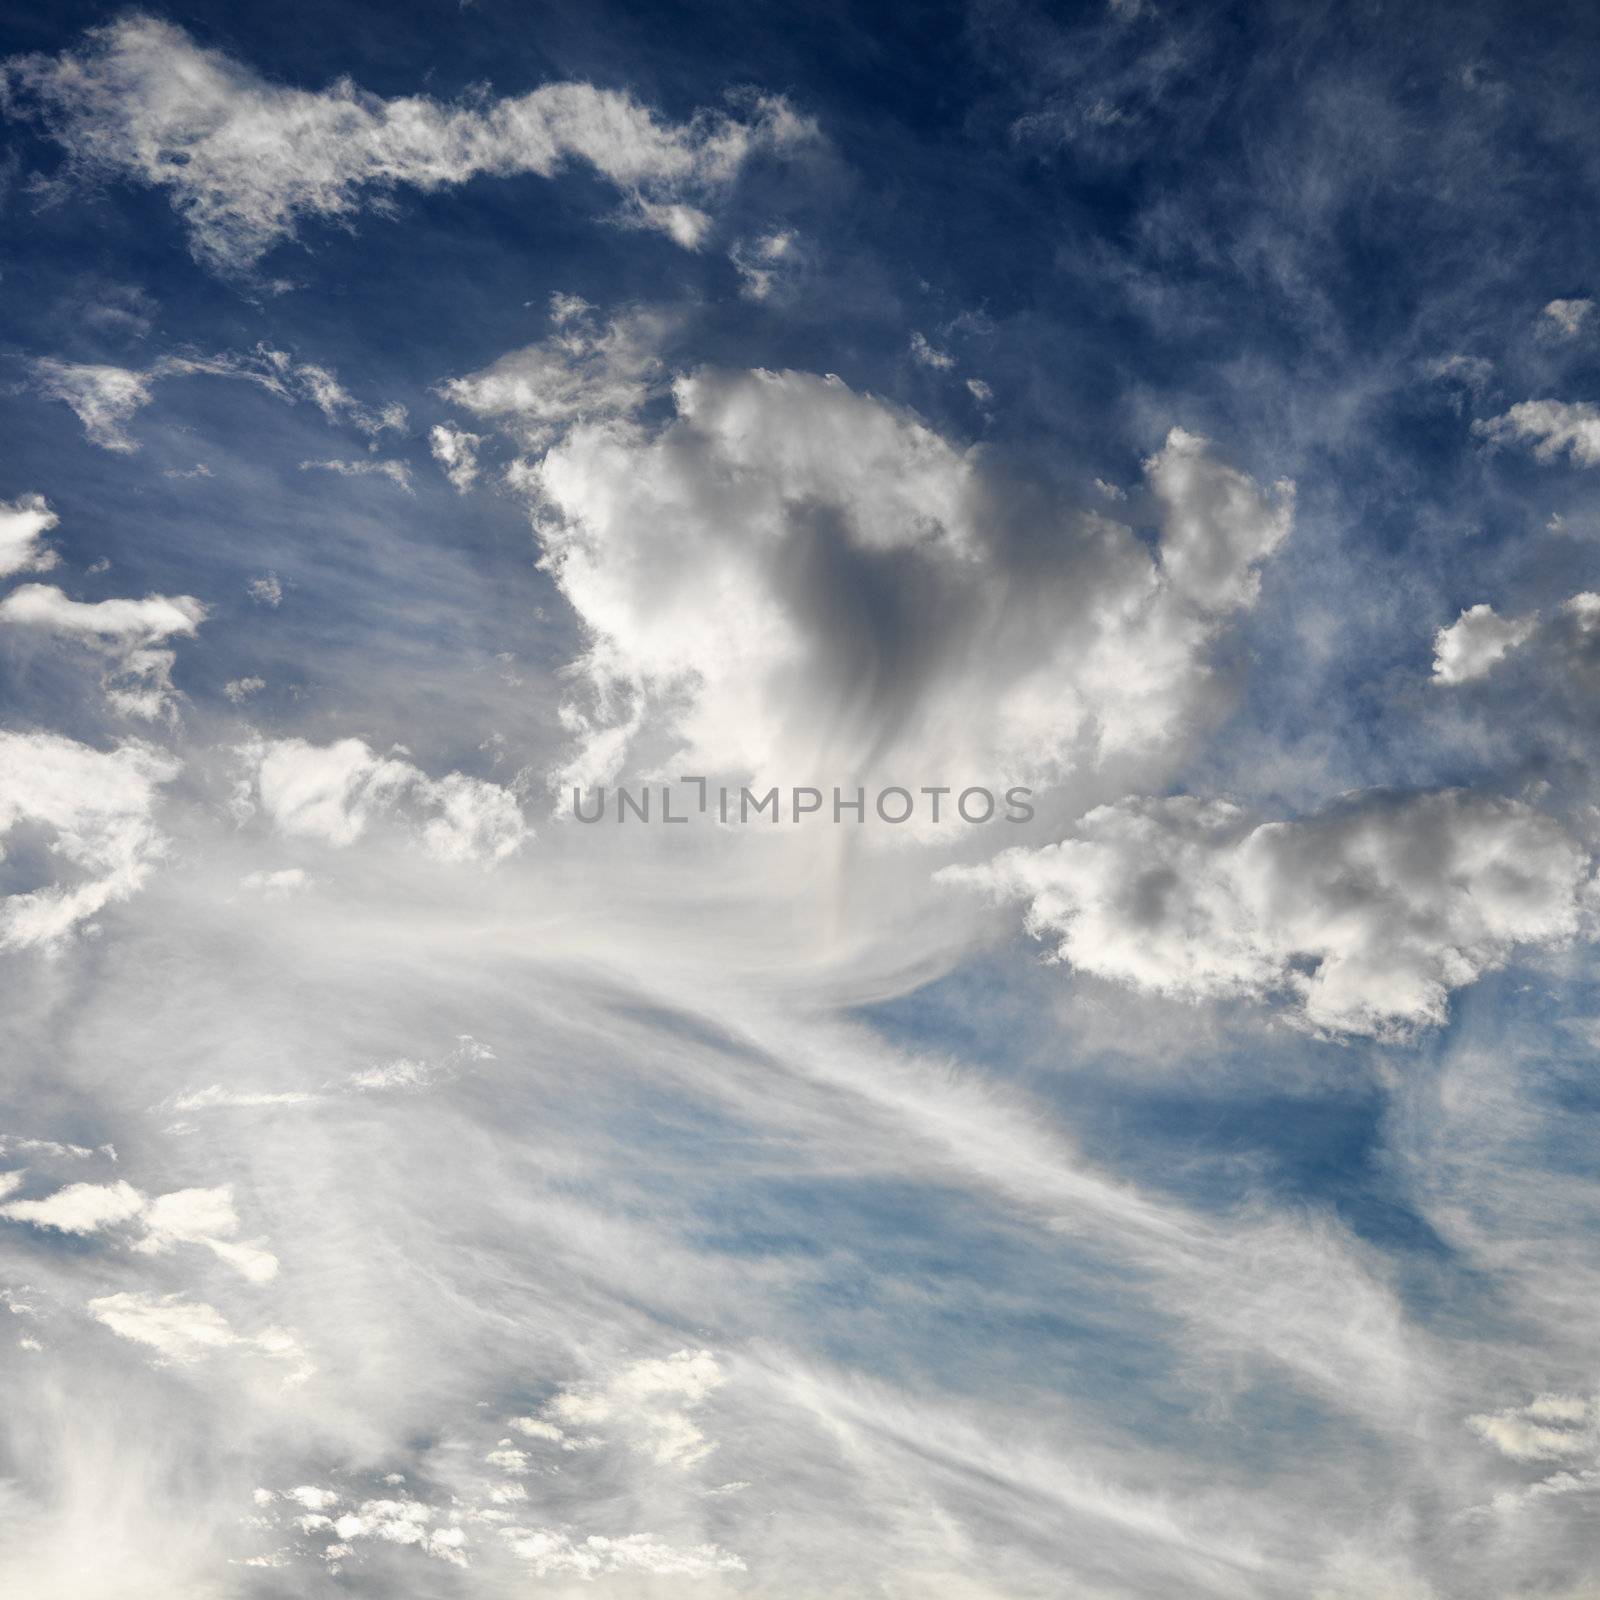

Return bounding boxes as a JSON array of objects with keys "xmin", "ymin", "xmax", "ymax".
[{"xmin": 2, "ymin": 3, "xmax": 1600, "ymax": 1596}]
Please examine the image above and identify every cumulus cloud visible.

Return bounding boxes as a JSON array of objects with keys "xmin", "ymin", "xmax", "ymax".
[
  {"xmin": 240, "ymin": 736, "xmax": 528, "ymax": 863},
  {"xmin": 1432, "ymin": 603, "xmax": 1539, "ymax": 684},
  {"xmin": 483, "ymin": 347, "xmax": 1291, "ymax": 797},
  {"xmin": 942, "ymin": 788, "xmax": 1589, "ymax": 1036},
  {"xmin": 1428, "ymin": 591, "xmax": 1600, "ymax": 709},
  {"xmin": 0, "ymin": 1179, "xmax": 144, "ymax": 1233},
  {"xmin": 3, "ymin": 16, "xmax": 815, "ymax": 273},
  {"xmin": 0, "ymin": 493, "xmax": 59, "ymax": 578},
  {"xmin": 87, "ymin": 1291, "xmax": 307, "ymax": 1374},
  {"xmin": 1475, "ymin": 399, "xmax": 1600, "ymax": 466},
  {"xmin": 428, "ymin": 424, "xmax": 482, "ymax": 492},
  {"xmin": 0, "ymin": 584, "xmax": 204, "ymax": 642},
  {"xmin": 0, "ymin": 731, "xmax": 180, "ymax": 951},
  {"xmin": 0, "ymin": 1176, "xmax": 277, "ymax": 1281}
]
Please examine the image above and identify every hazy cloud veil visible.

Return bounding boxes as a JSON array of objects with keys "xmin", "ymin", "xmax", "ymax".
[{"xmin": 2, "ymin": 4, "xmax": 1600, "ymax": 1597}]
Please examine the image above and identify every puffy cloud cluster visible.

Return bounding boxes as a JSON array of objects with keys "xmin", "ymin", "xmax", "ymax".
[
  {"xmin": 498, "ymin": 1527, "xmax": 744, "ymax": 1579},
  {"xmin": 0, "ymin": 1176, "xmax": 277, "ymax": 1282},
  {"xmin": 513, "ymin": 1348, "xmax": 725, "ymax": 1468},
  {"xmin": 942, "ymin": 788, "xmax": 1589, "ymax": 1036},
  {"xmin": 3, "ymin": 16, "xmax": 815, "ymax": 272},
  {"xmin": 1474, "ymin": 399, "xmax": 1600, "ymax": 467},
  {"xmin": 239, "ymin": 736, "xmax": 528, "ymax": 863},
  {"xmin": 457, "ymin": 325, "xmax": 1292, "ymax": 797},
  {"xmin": 0, "ymin": 730, "xmax": 180, "ymax": 951},
  {"xmin": 0, "ymin": 493, "xmax": 58, "ymax": 578}
]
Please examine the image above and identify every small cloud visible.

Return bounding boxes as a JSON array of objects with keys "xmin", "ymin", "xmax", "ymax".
[
  {"xmin": 299, "ymin": 458, "xmax": 414, "ymax": 493},
  {"xmin": 240, "ymin": 867, "xmax": 310, "ymax": 898},
  {"xmin": 429, "ymin": 425, "xmax": 482, "ymax": 493},
  {"xmin": 729, "ymin": 230, "xmax": 798, "ymax": 301},
  {"xmin": 225, "ymin": 676, "xmax": 266, "ymax": 703},
  {"xmin": 248, "ymin": 573, "xmax": 283, "ymax": 607},
  {"xmin": 910, "ymin": 331, "xmax": 955, "ymax": 370},
  {"xmin": 1541, "ymin": 298, "xmax": 1594, "ymax": 339}
]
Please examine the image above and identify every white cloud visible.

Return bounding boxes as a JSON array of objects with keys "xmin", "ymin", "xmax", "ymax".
[
  {"xmin": 1432, "ymin": 603, "xmax": 1539, "ymax": 684},
  {"xmin": 1423, "ymin": 353, "xmax": 1494, "ymax": 394},
  {"xmin": 1541, "ymin": 298, "xmax": 1593, "ymax": 338},
  {"xmin": 243, "ymin": 737, "xmax": 528, "ymax": 862},
  {"xmin": 0, "ymin": 731, "xmax": 180, "ymax": 951},
  {"xmin": 909, "ymin": 331, "xmax": 955, "ymax": 369},
  {"xmin": 315, "ymin": 1497, "xmax": 467, "ymax": 1567},
  {"xmin": 131, "ymin": 1185, "xmax": 279, "ymax": 1283},
  {"xmin": 0, "ymin": 493, "xmax": 59, "ymax": 578},
  {"xmin": 0, "ymin": 1179, "xmax": 144, "ymax": 1233},
  {"xmin": 172, "ymin": 1084, "xmax": 318, "ymax": 1111},
  {"xmin": 225, "ymin": 676, "xmax": 266, "ymax": 704},
  {"xmin": 0, "ymin": 584, "xmax": 207, "ymax": 720},
  {"xmin": 30, "ymin": 346, "xmax": 405, "ymax": 452},
  {"xmin": 290, "ymin": 362, "xmax": 406, "ymax": 438},
  {"xmin": 729, "ymin": 229, "xmax": 798, "ymax": 300},
  {"xmin": 87, "ymin": 1291, "xmax": 305, "ymax": 1372},
  {"xmin": 0, "ymin": 1176, "xmax": 276, "ymax": 1280},
  {"xmin": 1475, "ymin": 399, "xmax": 1600, "ymax": 466},
  {"xmin": 501, "ymin": 357, "xmax": 1291, "ymax": 797},
  {"xmin": 30, "ymin": 359, "xmax": 154, "ymax": 452},
  {"xmin": 0, "ymin": 584, "xmax": 205, "ymax": 643},
  {"xmin": 1468, "ymin": 1394, "xmax": 1598, "ymax": 1463},
  {"xmin": 441, "ymin": 300, "xmax": 667, "ymax": 452},
  {"xmin": 429, "ymin": 425, "xmax": 482, "ymax": 492},
  {"xmin": 943, "ymin": 788, "xmax": 1589, "ymax": 1037},
  {"xmin": 239, "ymin": 867, "xmax": 309, "ymax": 898},
  {"xmin": 5, "ymin": 16, "xmax": 816, "ymax": 273},
  {"xmin": 537, "ymin": 1349, "xmax": 725, "ymax": 1467},
  {"xmin": 499, "ymin": 1527, "xmax": 744, "ymax": 1578},
  {"xmin": 1145, "ymin": 425, "xmax": 1293, "ymax": 611},
  {"xmin": 247, "ymin": 573, "xmax": 283, "ymax": 607},
  {"xmin": 299, "ymin": 458, "xmax": 414, "ymax": 493}
]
